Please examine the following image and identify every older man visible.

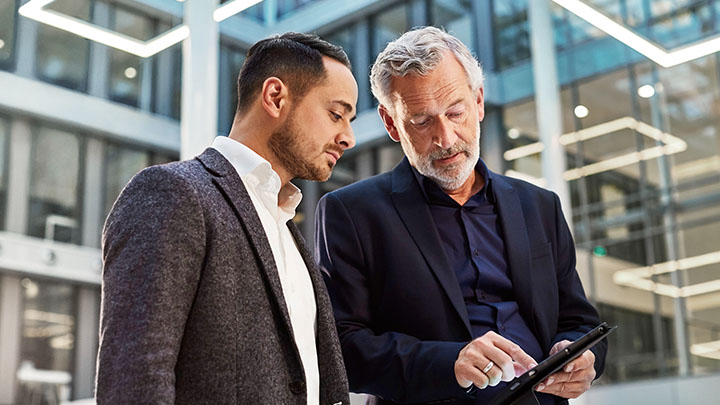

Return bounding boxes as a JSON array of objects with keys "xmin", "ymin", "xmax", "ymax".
[
  {"xmin": 97, "ymin": 32, "xmax": 357, "ymax": 404},
  {"xmin": 315, "ymin": 27, "xmax": 605, "ymax": 404}
]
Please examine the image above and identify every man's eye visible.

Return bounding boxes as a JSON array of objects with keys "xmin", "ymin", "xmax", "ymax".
[
  {"xmin": 330, "ymin": 111, "xmax": 342, "ymax": 121},
  {"xmin": 415, "ymin": 119, "xmax": 430, "ymax": 127}
]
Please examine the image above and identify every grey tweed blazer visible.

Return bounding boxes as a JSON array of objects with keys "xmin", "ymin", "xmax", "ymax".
[{"xmin": 96, "ymin": 148, "xmax": 348, "ymax": 405}]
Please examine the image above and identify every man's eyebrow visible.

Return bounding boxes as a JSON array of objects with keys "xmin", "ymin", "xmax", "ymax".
[{"xmin": 332, "ymin": 100, "xmax": 357, "ymax": 122}]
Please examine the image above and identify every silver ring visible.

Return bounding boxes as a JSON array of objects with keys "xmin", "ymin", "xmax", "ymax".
[{"xmin": 482, "ymin": 361, "xmax": 494, "ymax": 374}]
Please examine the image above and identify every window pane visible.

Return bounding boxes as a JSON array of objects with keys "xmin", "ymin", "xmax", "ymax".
[
  {"xmin": 492, "ymin": 0, "xmax": 530, "ymax": 68},
  {"xmin": 218, "ymin": 45, "xmax": 246, "ymax": 135},
  {"xmin": 17, "ymin": 278, "xmax": 76, "ymax": 403},
  {"xmin": 36, "ymin": 0, "xmax": 91, "ymax": 91},
  {"xmin": 372, "ymin": 3, "xmax": 409, "ymax": 57},
  {"xmin": 0, "ymin": 0, "xmax": 16, "ymax": 69},
  {"xmin": 28, "ymin": 127, "xmax": 82, "ymax": 244},
  {"xmin": 430, "ymin": 0, "xmax": 474, "ymax": 53},
  {"xmin": 108, "ymin": 6, "xmax": 155, "ymax": 107},
  {"xmin": 104, "ymin": 143, "xmax": 150, "ymax": 219}
]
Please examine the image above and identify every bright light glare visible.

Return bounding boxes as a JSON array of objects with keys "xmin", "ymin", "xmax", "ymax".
[
  {"xmin": 638, "ymin": 84, "xmax": 655, "ymax": 98},
  {"xmin": 507, "ymin": 128, "xmax": 520, "ymax": 139},
  {"xmin": 0, "ymin": 39, "xmax": 5, "ymax": 49},
  {"xmin": 214, "ymin": 0, "xmax": 263, "ymax": 22},
  {"xmin": 124, "ymin": 67, "xmax": 137, "ymax": 79},
  {"xmin": 574, "ymin": 105, "xmax": 589, "ymax": 118}
]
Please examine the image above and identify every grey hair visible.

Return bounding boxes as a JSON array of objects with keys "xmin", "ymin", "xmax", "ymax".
[{"xmin": 370, "ymin": 26, "xmax": 484, "ymax": 108}]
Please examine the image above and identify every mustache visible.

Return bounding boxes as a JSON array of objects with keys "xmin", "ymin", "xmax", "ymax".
[
  {"xmin": 428, "ymin": 142, "xmax": 468, "ymax": 160},
  {"xmin": 326, "ymin": 144, "xmax": 344, "ymax": 159}
]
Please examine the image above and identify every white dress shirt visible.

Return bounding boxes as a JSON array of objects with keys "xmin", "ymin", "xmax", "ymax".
[{"xmin": 212, "ymin": 136, "xmax": 319, "ymax": 405}]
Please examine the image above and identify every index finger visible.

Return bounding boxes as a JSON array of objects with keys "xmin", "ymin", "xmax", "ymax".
[{"xmin": 491, "ymin": 335, "xmax": 538, "ymax": 373}]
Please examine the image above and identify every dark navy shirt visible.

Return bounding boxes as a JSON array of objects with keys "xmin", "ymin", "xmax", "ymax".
[{"xmin": 412, "ymin": 160, "xmax": 554, "ymax": 404}]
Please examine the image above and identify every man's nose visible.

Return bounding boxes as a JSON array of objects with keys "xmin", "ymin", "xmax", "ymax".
[{"xmin": 433, "ymin": 118, "xmax": 457, "ymax": 150}]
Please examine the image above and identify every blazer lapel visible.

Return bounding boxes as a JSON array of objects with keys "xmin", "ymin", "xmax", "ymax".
[
  {"xmin": 390, "ymin": 159, "xmax": 472, "ymax": 338},
  {"xmin": 492, "ymin": 174, "xmax": 537, "ymax": 335},
  {"xmin": 196, "ymin": 148, "xmax": 297, "ymax": 345}
]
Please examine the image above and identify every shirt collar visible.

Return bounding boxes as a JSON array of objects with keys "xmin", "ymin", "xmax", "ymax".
[
  {"xmin": 410, "ymin": 158, "xmax": 494, "ymax": 207},
  {"xmin": 212, "ymin": 136, "xmax": 303, "ymax": 213}
]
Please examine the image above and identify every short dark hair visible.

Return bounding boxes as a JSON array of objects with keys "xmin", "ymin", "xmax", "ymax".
[{"xmin": 235, "ymin": 32, "xmax": 351, "ymax": 115}]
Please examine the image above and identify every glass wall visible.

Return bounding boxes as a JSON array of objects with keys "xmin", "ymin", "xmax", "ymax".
[
  {"xmin": 218, "ymin": 44, "xmax": 246, "ymax": 136},
  {"xmin": 27, "ymin": 126, "xmax": 83, "ymax": 244},
  {"xmin": 36, "ymin": 0, "xmax": 91, "ymax": 91},
  {"xmin": 0, "ymin": 0, "xmax": 17, "ymax": 70},
  {"xmin": 17, "ymin": 278, "xmax": 77, "ymax": 403},
  {"xmin": 499, "ymin": 54, "xmax": 720, "ymax": 383},
  {"xmin": 103, "ymin": 143, "xmax": 150, "ymax": 219},
  {"xmin": 430, "ymin": 0, "xmax": 474, "ymax": 54},
  {"xmin": 108, "ymin": 4, "xmax": 157, "ymax": 107}
]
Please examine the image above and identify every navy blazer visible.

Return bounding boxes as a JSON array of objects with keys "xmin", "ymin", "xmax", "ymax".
[{"xmin": 315, "ymin": 158, "xmax": 605, "ymax": 404}]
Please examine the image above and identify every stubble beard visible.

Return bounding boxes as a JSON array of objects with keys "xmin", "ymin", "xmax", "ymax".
[
  {"xmin": 401, "ymin": 123, "xmax": 481, "ymax": 191},
  {"xmin": 268, "ymin": 109, "xmax": 334, "ymax": 182}
]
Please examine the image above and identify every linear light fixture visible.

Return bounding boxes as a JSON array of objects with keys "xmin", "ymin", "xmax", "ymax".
[
  {"xmin": 502, "ymin": 116, "xmax": 687, "ymax": 181},
  {"xmin": 214, "ymin": 0, "xmax": 263, "ymax": 22},
  {"xmin": 551, "ymin": 0, "xmax": 720, "ymax": 68},
  {"xmin": 19, "ymin": 0, "xmax": 263, "ymax": 58},
  {"xmin": 613, "ymin": 250, "xmax": 720, "ymax": 298},
  {"xmin": 691, "ymin": 339, "xmax": 720, "ymax": 361}
]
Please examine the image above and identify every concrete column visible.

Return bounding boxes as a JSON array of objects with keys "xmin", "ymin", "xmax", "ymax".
[
  {"xmin": 264, "ymin": 0, "xmax": 277, "ymax": 26},
  {"xmin": 354, "ymin": 21, "xmax": 372, "ymax": 112},
  {"xmin": 649, "ymin": 74, "xmax": 691, "ymax": 376},
  {"xmin": 81, "ymin": 139, "xmax": 104, "ymax": 248},
  {"xmin": 472, "ymin": 0, "xmax": 495, "ymax": 72},
  {"xmin": 0, "ymin": 275, "xmax": 22, "ymax": 404},
  {"xmin": 87, "ymin": 1, "xmax": 110, "ymax": 99},
  {"xmin": 529, "ymin": 0, "xmax": 573, "ymax": 226},
  {"xmin": 154, "ymin": 21, "xmax": 176, "ymax": 117},
  {"xmin": 5, "ymin": 119, "xmax": 32, "ymax": 235},
  {"xmin": 14, "ymin": 0, "xmax": 38, "ymax": 78},
  {"xmin": 72, "ymin": 286, "xmax": 100, "ymax": 400},
  {"xmin": 181, "ymin": 0, "xmax": 219, "ymax": 160}
]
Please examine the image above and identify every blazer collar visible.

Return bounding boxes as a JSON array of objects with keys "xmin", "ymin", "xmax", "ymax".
[{"xmin": 390, "ymin": 158, "xmax": 472, "ymax": 338}]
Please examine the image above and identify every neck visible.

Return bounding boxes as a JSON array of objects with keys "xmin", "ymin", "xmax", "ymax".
[
  {"xmin": 443, "ymin": 169, "xmax": 484, "ymax": 206},
  {"xmin": 228, "ymin": 117, "xmax": 293, "ymax": 186}
]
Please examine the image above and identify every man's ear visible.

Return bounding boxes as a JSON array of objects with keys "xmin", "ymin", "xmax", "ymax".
[
  {"xmin": 475, "ymin": 86, "xmax": 485, "ymax": 122},
  {"xmin": 378, "ymin": 104, "xmax": 401, "ymax": 142},
  {"xmin": 261, "ymin": 77, "xmax": 288, "ymax": 119}
]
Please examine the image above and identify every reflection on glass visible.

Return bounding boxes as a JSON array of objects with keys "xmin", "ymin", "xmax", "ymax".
[
  {"xmin": 219, "ymin": 45, "xmax": 246, "ymax": 136},
  {"xmin": 17, "ymin": 278, "xmax": 76, "ymax": 404},
  {"xmin": 372, "ymin": 3, "xmax": 409, "ymax": 57},
  {"xmin": 104, "ymin": 144, "xmax": 150, "ymax": 219},
  {"xmin": 492, "ymin": 0, "xmax": 530, "ymax": 68},
  {"xmin": 430, "ymin": 0, "xmax": 474, "ymax": 52},
  {"xmin": 28, "ymin": 127, "xmax": 81, "ymax": 244},
  {"xmin": 0, "ymin": 0, "xmax": 16, "ymax": 69},
  {"xmin": 36, "ymin": 0, "xmax": 91, "ymax": 91},
  {"xmin": 109, "ymin": 6, "xmax": 156, "ymax": 107}
]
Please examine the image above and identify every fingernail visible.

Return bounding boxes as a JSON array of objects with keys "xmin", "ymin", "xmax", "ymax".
[
  {"xmin": 547, "ymin": 377, "xmax": 554, "ymax": 385},
  {"xmin": 537, "ymin": 384, "xmax": 545, "ymax": 391},
  {"xmin": 565, "ymin": 365, "xmax": 574, "ymax": 372}
]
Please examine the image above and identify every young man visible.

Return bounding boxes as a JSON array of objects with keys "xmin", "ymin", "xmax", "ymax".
[
  {"xmin": 316, "ymin": 27, "xmax": 605, "ymax": 404},
  {"xmin": 96, "ymin": 32, "xmax": 357, "ymax": 404}
]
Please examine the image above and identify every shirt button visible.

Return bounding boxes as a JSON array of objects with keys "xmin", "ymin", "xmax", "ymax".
[
  {"xmin": 473, "ymin": 249, "xmax": 480, "ymax": 256},
  {"xmin": 480, "ymin": 291, "xmax": 486, "ymax": 300}
]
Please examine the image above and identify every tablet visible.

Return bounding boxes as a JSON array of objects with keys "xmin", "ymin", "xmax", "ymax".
[{"xmin": 487, "ymin": 322, "xmax": 617, "ymax": 405}]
